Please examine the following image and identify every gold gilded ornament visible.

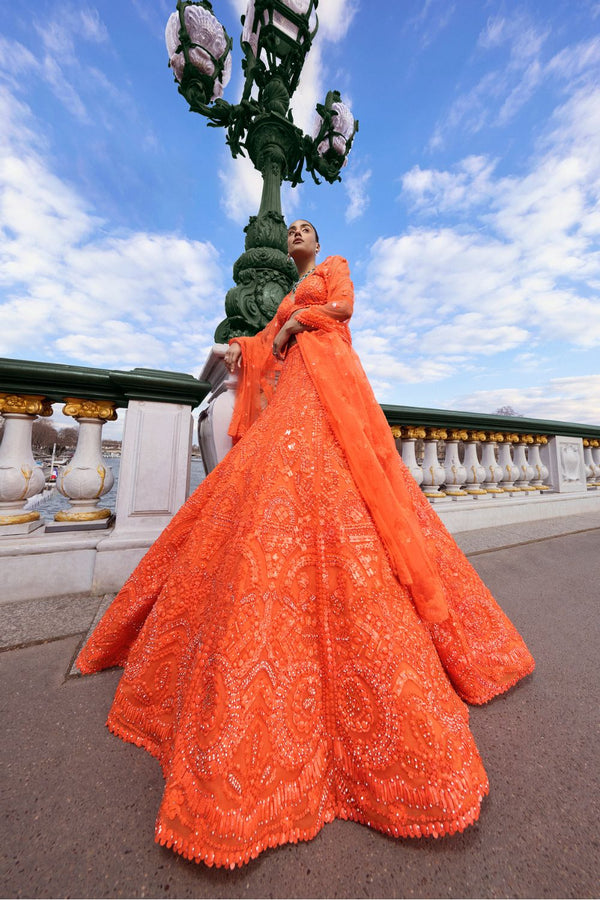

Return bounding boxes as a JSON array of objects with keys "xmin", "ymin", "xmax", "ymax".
[
  {"xmin": 390, "ymin": 426, "xmax": 402, "ymax": 439},
  {"xmin": 54, "ymin": 508, "xmax": 112, "ymax": 522},
  {"xmin": 62, "ymin": 398, "xmax": 118, "ymax": 421},
  {"xmin": 0, "ymin": 394, "xmax": 53, "ymax": 417},
  {"xmin": 403, "ymin": 426, "xmax": 426, "ymax": 439},
  {"xmin": 0, "ymin": 511, "xmax": 41, "ymax": 525}
]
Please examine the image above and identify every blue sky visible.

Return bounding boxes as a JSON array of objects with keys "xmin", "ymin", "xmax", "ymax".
[{"xmin": 1, "ymin": 0, "xmax": 600, "ymax": 435}]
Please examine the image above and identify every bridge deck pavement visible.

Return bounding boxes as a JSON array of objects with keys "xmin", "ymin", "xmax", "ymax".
[{"xmin": 1, "ymin": 515, "xmax": 598, "ymax": 899}]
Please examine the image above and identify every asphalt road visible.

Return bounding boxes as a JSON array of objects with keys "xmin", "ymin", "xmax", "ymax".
[{"xmin": 1, "ymin": 527, "xmax": 599, "ymax": 899}]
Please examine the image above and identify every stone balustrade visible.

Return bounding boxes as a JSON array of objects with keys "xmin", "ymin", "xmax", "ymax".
[
  {"xmin": 380, "ymin": 400, "xmax": 600, "ymax": 533},
  {"xmin": 1, "ymin": 350, "xmax": 599, "ymax": 603},
  {"xmin": 0, "ymin": 358, "xmax": 210, "ymax": 601},
  {"xmin": 196, "ymin": 348, "xmax": 600, "ymax": 534},
  {"xmin": 389, "ymin": 428, "xmax": 556, "ymax": 501}
]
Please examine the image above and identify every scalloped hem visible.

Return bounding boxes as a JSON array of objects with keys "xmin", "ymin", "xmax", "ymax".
[
  {"xmin": 105, "ymin": 697, "xmax": 490, "ymax": 869},
  {"xmin": 75, "ymin": 654, "xmax": 127, "ymax": 676},
  {"xmin": 106, "ymin": 714, "xmax": 171, "ymax": 776},
  {"xmin": 460, "ymin": 657, "xmax": 535, "ymax": 706},
  {"xmin": 154, "ymin": 789, "xmax": 488, "ymax": 870}
]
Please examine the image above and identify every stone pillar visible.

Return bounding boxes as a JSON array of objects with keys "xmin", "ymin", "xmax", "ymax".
[
  {"xmin": 197, "ymin": 345, "xmax": 237, "ymax": 474},
  {"xmin": 91, "ymin": 399, "xmax": 194, "ymax": 593},
  {"xmin": 481, "ymin": 432, "xmax": 505, "ymax": 494},
  {"xmin": 463, "ymin": 431, "xmax": 487, "ymax": 497},
  {"xmin": 399, "ymin": 426, "xmax": 424, "ymax": 487},
  {"xmin": 590, "ymin": 441, "xmax": 600, "ymax": 486},
  {"xmin": 497, "ymin": 434, "xmax": 520, "ymax": 495},
  {"xmin": 53, "ymin": 399, "xmax": 117, "ymax": 529},
  {"xmin": 443, "ymin": 429, "xmax": 468, "ymax": 498},
  {"xmin": 529, "ymin": 436, "xmax": 550, "ymax": 491},
  {"xmin": 513, "ymin": 435, "xmax": 536, "ymax": 493},
  {"xmin": 539, "ymin": 435, "xmax": 587, "ymax": 493},
  {"xmin": 421, "ymin": 428, "xmax": 447, "ymax": 500},
  {"xmin": 583, "ymin": 440, "xmax": 600, "ymax": 488},
  {"xmin": 110, "ymin": 400, "xmax": 193, "ymax": 535},
  {"xmin": 0, "ymin": 394, "xmax": 52, "ymax": 534}
]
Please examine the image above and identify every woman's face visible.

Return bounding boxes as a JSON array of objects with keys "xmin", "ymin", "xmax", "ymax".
[{"xmin": 287, "ymin": 220, "xmax": 319, "ymax": 259}]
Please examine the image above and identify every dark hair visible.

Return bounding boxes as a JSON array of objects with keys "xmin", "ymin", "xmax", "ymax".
[{"xmin": 306, "ymin": 221, "xmax": 319, "ymax": 243}]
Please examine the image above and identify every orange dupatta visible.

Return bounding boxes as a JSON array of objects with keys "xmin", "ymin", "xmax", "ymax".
[{"xmin": 229, "ymin": 256, "xmax": 448, "ymax": 624}]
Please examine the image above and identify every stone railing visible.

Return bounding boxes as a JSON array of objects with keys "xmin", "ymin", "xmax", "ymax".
[
  {"xmin": 2, "ymin": 350, "xmax": 599, "ymax": 602},
  {"xmin": 198, "ymin": 347, "xmax": 600, "ymax": 534},
  {"xmin": 0, "ymin": 357, "xmax": 209, "ymax": 602},
  {"xmin": 380, "ymin": 403, "xmax": 600, "ymax": 532}
]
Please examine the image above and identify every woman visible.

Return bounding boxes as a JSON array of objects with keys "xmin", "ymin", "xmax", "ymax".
[{"xmin": 77, "ymin": 220, "xmax": 534, "ymax": 869}]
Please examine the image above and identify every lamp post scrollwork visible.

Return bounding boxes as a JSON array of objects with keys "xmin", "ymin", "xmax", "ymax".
[{"xmin": 165, "ymin": 0, "xmax": 358, "ymax": 340}]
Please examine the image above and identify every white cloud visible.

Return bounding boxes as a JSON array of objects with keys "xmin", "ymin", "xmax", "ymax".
[
  {"xmin": 218, "ymin": 153, "xmax": 264, "ymax": 225},
  {"xmin": 430, "ymin": 13, "xmax": 551, "ymax": 149},
  {"xmin": 401, "ymin": 155, "xmax": 497, "ymax": 212},
  {"xmin": 218, "ymin": 152, "xmax": 300, "ymax": 225},
  {"xmin": 351, "ymin": 64, "xmax": 600, "ymax": 416},
  {"xmin": 391, "ymin": 81, "xmax": 600, "ymax": 358},
  {"xmin": 451, "ymin": 375, "xmax": 600, "ymax": 426},
  {"xmin": 405, "ymin": 0, "xmax": 456, "ymax": 49},
  {"xmin": 0, "ymin": 87, "xmax": 226, "ymax": 373},
  {"xmin": 344, "ymin": 167, "xmax": 371, "ymax": 222},
  {"xmin": 546, "ymin": 35, "xmax": 600, "ymax": 83}
]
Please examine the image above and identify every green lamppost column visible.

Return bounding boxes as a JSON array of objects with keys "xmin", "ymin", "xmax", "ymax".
[{"xmin": 165, "ymin": 0, "xmax": 358, "ymax": 341}]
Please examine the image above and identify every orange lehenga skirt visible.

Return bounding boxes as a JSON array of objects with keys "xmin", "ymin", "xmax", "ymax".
[{"xmin": 77, "ymin": 343, "xmax": 534, "ymax": 869}]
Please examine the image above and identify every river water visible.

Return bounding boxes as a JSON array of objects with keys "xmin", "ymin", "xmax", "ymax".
[{"xmin": 30, "ymin": 457, "xmax": 207, "ymax": 518}]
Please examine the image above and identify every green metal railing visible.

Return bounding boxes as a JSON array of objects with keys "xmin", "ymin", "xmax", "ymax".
[
  {"xmin": 381, "ymin": 403, "xmax": 600, "ymax": 440},
  {"xmin": 1, "ymin": 356, "xmax": 598, "ymax": 438},
  {"xmin": 0, "ymin": 358, "xmax": 211, "ymax": 409}
]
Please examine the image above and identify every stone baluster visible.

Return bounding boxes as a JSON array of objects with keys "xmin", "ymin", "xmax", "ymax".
[
  {"xmin": 399, "ymin": 425, "xmax": 424, "ymax": 487},
  {"xmin": 198, "ymin": 347, "xmax": 238, "ymax": 472},
  {"xmin": 463, "ymin": 431, "xmax": 487, "ymax": 497},
  {"xmin": 481, "ymin": 431, "xmax": 505, "ymax": 494},
  {"xmin": 583, "ymin": 440, "xmax": 600, "ymax": 487},
  {"xmin": 442, "ymin": 429, "xmax": 468, "ymax": 498},
  {"xmin": 513, "ymin": 435, "xmax": 536, "ymax": 492},
  {"xmin": 497, "ymin": 433, "xmax": 520, "ymax": 494},
  {"xmin": 54, "ymin": 398, "xmax": 117, "ymax": 527},
  {"xmin": 590, "ymin": 440, "xmax": 600, "ymax": 486},
  {"xmin": 421, "ymin": 428, "xmax": 447, "ymax": 500},
  {"xmin": 529, "ymin": 435, "xmax": 550, "ymax": 491},
  {"xmin": 0, "ymin": 393, "xmax": 53, "ymax": 533}
]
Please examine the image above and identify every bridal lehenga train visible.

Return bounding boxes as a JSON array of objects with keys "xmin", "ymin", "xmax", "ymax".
[{"xmin": 77, "ymin": 257, "xmax": 534, "ymax": 868}]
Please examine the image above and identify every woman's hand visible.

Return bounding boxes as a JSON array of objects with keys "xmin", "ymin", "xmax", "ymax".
[
  {"xmin": 224, "ymin": 342, "xmax": 242, "ymax": 373},
  {"xmin": 272, "ymin": 313, "xmax": 309, "ymax": 361}
]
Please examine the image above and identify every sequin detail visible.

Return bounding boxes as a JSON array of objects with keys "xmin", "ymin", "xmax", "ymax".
[{"xmin": 77, "ymin": 343, "xmax": 534, "ymax": 869}]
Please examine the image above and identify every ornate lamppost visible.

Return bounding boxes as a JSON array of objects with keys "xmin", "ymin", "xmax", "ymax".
[{"xmin": 165, "ymin": 0, "xmax": 358, "ymax": 341}]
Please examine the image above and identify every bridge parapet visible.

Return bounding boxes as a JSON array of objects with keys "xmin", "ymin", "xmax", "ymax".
[
  {"xmin": 1, "ymin": 354, "xmax": 599, "ymax": 603},
  {"xmin": 0, "ymin": 358, "xmax": 210, "ymax": 602}
]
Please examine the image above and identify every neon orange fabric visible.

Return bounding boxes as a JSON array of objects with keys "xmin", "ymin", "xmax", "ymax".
[
  {"xmin": 230, "ymin": 256, "xmax": 447, "ymax": 622},
  {"xmin": 76, "ymin": 257, "xmax": 534, "ymax": 868}
]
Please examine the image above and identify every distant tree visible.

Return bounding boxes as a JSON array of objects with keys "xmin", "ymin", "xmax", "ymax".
[
  {"xmin": 494, "ymin": 405, "xmax": 523, "ymax": 417},
  {"xmin": 57, "ymin": 427, "xmax": 78, "ymax": 453},
  {"xmin": 31, "ymin": 419, "xmax": 60, "ymax": 454}
]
